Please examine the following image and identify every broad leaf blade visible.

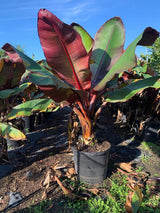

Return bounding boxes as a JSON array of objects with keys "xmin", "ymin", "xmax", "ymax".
[
  {"xmin": 0, "ymin": 122, "xmax": 26, "ymax": 140},
  {"xmin": 0, "ymin": 58, "xmax": 25, "ymax": 90},
  {"xmin": 93, "ymin": 27, "xmax": 159, "ymax": 91},
  {"xmin": 2, "ymin": 43, "xmax": 84, "ymax": 104},
  {"xmin": 2, "ymin": 43, "xmax": 44, "ymax": 72},
  {"xmin": 27, "ymin": 71, "xmax": 86, "ymax": 104},
  {"xmin": 125, "ymin": 186, "xmax": 143, "ymax": 213},
  {"xmin": 0, "ymin": 82, "xmax": 31, "ymax": 99},
  {"xmin": 90, "ymin": 17, "xmax": 125, "ymax": 89},
  {"xmin": 71, "ymin": 23, "xmax": 93, "ymax": 53},
  {"xmin": 106, "ymin": 76, "xmax": 160, "ymax": 103},
  {"xmin": 7, "ymin": 98, "xmax": 57, "ymax": 120},
  {"xmin": 38, "ymin": 9, "xmax": 91, "ymax": 91}
]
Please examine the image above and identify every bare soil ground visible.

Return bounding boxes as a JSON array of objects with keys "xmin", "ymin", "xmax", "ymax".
[{"xmin": 0, "ymin": 106, "xmax": 160, "ymax": 213}]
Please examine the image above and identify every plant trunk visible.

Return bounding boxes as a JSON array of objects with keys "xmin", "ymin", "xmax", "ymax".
[{"xmin": 73, "ymin": 107, "xmax": 93, "ymax": 144}]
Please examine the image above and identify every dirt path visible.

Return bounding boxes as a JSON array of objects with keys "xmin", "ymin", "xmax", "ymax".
[{"xmin": 0, "ymin": 107, "xmax": 160, "ymax": 212}]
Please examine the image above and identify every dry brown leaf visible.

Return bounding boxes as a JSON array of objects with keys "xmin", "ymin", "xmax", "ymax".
[
  {"xmin": 51, "ymin": 161, "xmax": 59, "ymax": 171},
  {"xmin": 116, "ymin": 108, "xmax": 123, "ymax": 123},
  {"xmin": 41, "ymin": 168, "xmax": 56, "ymax": 189},
  {"xmin": 118, "ymin": 162, "xmax": 133, "ymax": 173},
  {"xmin": 41, "ymin": 169, "xmax": 52, "ymax": 189},
  {"xmin": 41, "ymin": 169, "xmax": 55, "ymax": 200},
  {"xmin": 42, "ymin": 190, "xmax": 47, "ymax": 200},
  {"xmin": 87, "ymin": 188, "xmax": 99, "ymax": 195},
  {"xmin": 125, "ymin": 191, "xmax": 133, "ymax": 213},
  {"xmin": 117, "ymin": 167, "xmax": 128, "ymax": 174},
  {"xmin": 54, "ymin": 175, "xmax": 72, "ymax": 195},
  {"xmin": 66, "ymin": 168, "xmax": 76, "ymax": 178}
]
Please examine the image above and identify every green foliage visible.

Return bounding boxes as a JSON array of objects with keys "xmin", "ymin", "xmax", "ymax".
[
  {"xmin": 0, "ymin": 49, "xmax": 5, "ymax": 58},
  {"xmin": 140, "ymin": 181, "xmax": 160, "ymax": 212},
  {"xmin": 7, "ymin": 98, "xmax": 59, "ymax": 120},
  {"xmin": 15, "ymin": 172, "xmax": 160, "ymax": 212},
  {"xmin": 141, "ymin": 37, "xmax": 160, "ymax": 73},
  {"xmin": 141, "ymin": 141, "xmax": 160, "ymax": 156},
  {"xmin": 106, "ymin": 76, "xmax": 160, "ymax": 103},
  {"xmin": 0, "ymin": 122, "xmax": 26, "ymax": 140},
  {"xmin": 2, "ymin": 10, "xmax": 159, "ymax": 143},
  {"xmin": 132, "ymin": 59, "xmax": 152, "ymax": 79},
  {"xmin": 71, "ymin": 23, "xmax": 93, "ymax": 53},
  {"xmin": 17, "ymin": 199, "xmax": 52, "ymax": 213},
  {"xmin": 64, "ymin": 173, "xmax": 129, "ymax": 213},
  {"xmin": 0, "ymin": 83, "xmax": 31, "ymax": 99}
]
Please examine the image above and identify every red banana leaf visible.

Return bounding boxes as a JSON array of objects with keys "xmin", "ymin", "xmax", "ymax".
[
  {"xmin": 3, "ymin": 43, "xmax": 87, "ymax": 104},
  {"xmin": 38, "ymin": 9, "xmax": 91, "ymax": 91},
  {"xmin": 0, "ymin": 58, "xmax": 25, "ymax": 90}
]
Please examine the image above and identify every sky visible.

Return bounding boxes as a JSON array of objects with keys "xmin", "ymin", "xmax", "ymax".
[{"xmin": 0, "ymin": 0, "xmax": 159, "ymax": 60}]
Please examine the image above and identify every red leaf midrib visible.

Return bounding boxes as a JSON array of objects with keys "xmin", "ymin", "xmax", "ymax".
[{"xmin": 41, "ymin": 14, "xmax": 83, "ymax": 90}]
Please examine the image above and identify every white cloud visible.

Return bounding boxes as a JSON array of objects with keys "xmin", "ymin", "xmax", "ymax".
[
  {"xmin": 0, "ymin": 0, "xmax": 100, "ymax": 25},
  {"xmin": 54, "ymin": 1, "xmax": 99, "ymax": 23}
]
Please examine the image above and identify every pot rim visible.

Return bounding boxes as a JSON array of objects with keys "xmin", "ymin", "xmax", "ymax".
[{"xmin": 71, "ymin": 141, "xmax": 111, "ymax": 156}]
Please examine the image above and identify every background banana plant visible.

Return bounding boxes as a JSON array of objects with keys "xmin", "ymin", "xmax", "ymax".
[
  {"xmin": 0, "ymin": 50, "xmax": 58, "ymax": 140},
  {"xmin": 4, "ymin": 9, "xmax": 160, "ymax": 144},
  {"xmin": 0, "ymin": 56, "xmax": 29, "ymax": 140}
]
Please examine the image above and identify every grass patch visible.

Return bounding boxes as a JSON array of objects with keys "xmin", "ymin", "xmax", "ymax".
[
  {"xmin": 141, "ymin": 141, "xmax": 160, "ymax": 155},
  {"xmin": 17, "ymin": 172, "xmax": 160, "ymax": 213},
  {"xmin": 17, "ymin": 199, "xmax": 52, "ymax": 213}
]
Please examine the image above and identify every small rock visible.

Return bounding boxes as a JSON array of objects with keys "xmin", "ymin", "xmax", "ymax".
[
  {"xmin": 25, "ymin": 170, "xmax": 33, "ymax": 180},
  {"xmin": 7, "ymin": 192, "xmax": 23, "ymax": 208}
]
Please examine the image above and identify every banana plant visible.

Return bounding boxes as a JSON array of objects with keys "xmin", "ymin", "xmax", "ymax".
[
  {"xmin": 4, "ymin": 9, "xmax": 160, "ymax": 145},
  {"xmin": 0, "ymin": 56, "xmax": 30, "ymax": 140}
]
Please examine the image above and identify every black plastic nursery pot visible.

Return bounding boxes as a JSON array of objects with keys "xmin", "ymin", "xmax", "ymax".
[
  {"xmin": 22, "ymin": 115, "xmax": 35, "ymax": 133},
  {"xmin": 6, "ymin": 138, "xmax": 21, "ymax": 149},
  {"xmin": 72, "ymin": 141, "xmax": 111, "ymax": 184}
]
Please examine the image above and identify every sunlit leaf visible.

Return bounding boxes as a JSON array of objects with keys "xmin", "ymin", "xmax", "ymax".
[
  {"xmin": 106, "ymin": 76, "xmax": 160, "ymax": 102},
  {"xmin": 125, "ymin": 185, "xmax": 143, "ymax": 213},
  {"xmin": 0, "ymin": 122, "xmax": 26, "ymax": 140},
  {"xmin": 0, "ymin": 82, "xmax": 31, "ymax": 99},
  {"xmin": 71, "ymin": 23, "xmax": 93, "ymax": 53},
  {"xmin": 3, "ymin": 43, "xmax": 44, "ymax": 72},
  {"xmin": 118, "ymin": 162, "xmax": 133, "ymax": 173},
  {"xmin": 93, "ymin": 27, "xmax": 159, "ymax": 91},
  {"xmin": 38, "ymin": 9, "xmax": 91, "ymax": 91},
  {"xmin": 7, "ymin": 98, "xmax": 57, "ymax": 120},
  {"xmin": 90, "ymin": 17, "xmax": 125, "ymax": 89}
]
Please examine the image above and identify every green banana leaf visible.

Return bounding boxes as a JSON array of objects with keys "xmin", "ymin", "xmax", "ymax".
[
  {"xmin": 7, "ymin": 98, "xmax": 59, "ymax": 120},
  {"xmin": 0, "ymin": 122, "xmax": 26, "ymax": 140},
  {"xmin": 92, "ymin": 26, "xmax": 159, "ymax": 91},
  {"xmin": 0, "ymin": 82, "xmax": 31, "ymax": 99},
  {"xmin": 106, "ymin": 76, "xmax": 160, "ymax": 102},
  {"xmin": 71, "ymin": 23, "xmax": 93, "ymax": 53},
  {"xmin": 90, "ymin": 16, "xmax": 125, "ymax": 89}
]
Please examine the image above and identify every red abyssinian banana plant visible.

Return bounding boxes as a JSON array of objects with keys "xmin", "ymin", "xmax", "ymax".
[{"xmin": 4, "ymin": 9, "xmax": 160, "ymax": 144}]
